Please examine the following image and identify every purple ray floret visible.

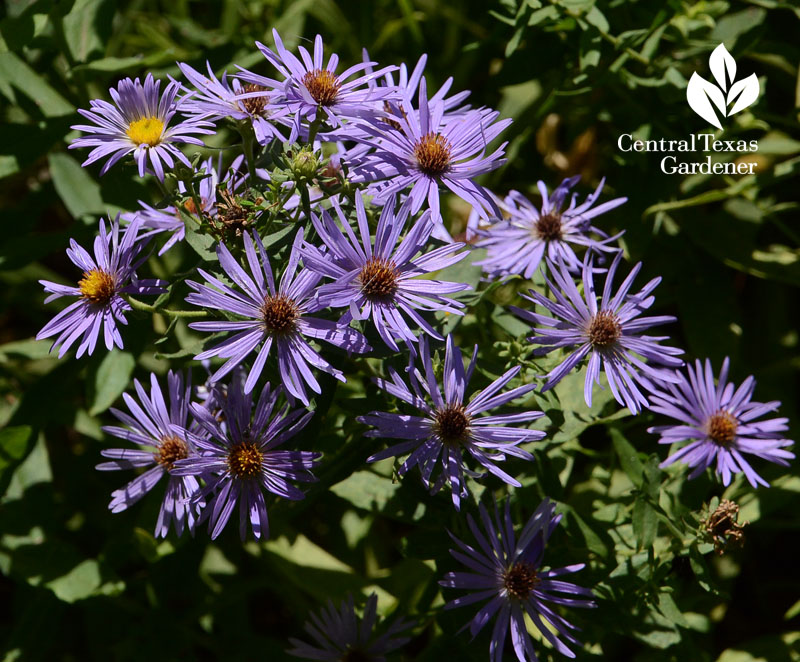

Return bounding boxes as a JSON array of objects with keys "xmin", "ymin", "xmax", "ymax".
[
  {"xmin": 299, "ymin": 193, "xmax": 470, "ymax": 351},
  {"xmin": 36, "ymin": 217, "xmax": 166, "ymax": 358},
  {"xmin": 96, "ymin": 371, "xmax": 202, "ymax": 537},
  {"xmin": 475, "ymin": 176, "xmax": 626, "ymax": 279},
  {"xmin": 648, "ymin": 357, "xmax": 795, "ymax": 487},
  {"xmin": 186, "ymin": 229, "xmax": 370, "ymax": 403},
  {"xmin": 287, "ymin": 593, "xmax": 414, "ymax": 661},
  {"xmin": 237, "ymin": 29, "xmax": 398, "ymax": 142},
  {"xmin": 359, "ymin": 334, "xmax": 542, "ymax": 510},
  {"xmin": 511, "ymin": 252, "xmax": 684, "ymax": 414},
  {"xmin": 349, "ymin": 78, "xmax": 511, "ymax": 224},
  {"xmin": 440, "ymin": 498, "xmax": 596, "ymax": 662},
  {"xmin": 177, "ymin": 61, "xmax": 290, "ymax": 144},
  {"xmin": 172, "ymin": 377, "xmax": 320, "ymax": 540},
  {"xmin": 69, "ymin": 73, "xmax": 213, "ymax": 180}
]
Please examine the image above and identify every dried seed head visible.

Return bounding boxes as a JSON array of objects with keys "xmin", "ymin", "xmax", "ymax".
[
  {"xmin": 302, "ymin": 69, "xmax": 341, "ymax": 106},
  {"xmin": 534, "ymin": 213, "xmax": 563, "ymax": 241},
  {"xmin": 707, "ymin": 410, "xmax": 738, "ymax": 446},
  {"xmin": 587, "ymin": 311, "xmax": 622, "ymax": 349},
  {"xmin": 228, "ymin": 440, "xmax": 263, "ymax": 479},
  {"xmin": 433, "ymin": 404, "xmax": 471, "ymax": 444},
  {"xmin": 156, "ymin": 435, "xmax": 189, "ymax": 471},
  {"xmin": 413, "ymin": 132, "xmax": 453, "ymax": 177},
  {"xmin": 260, "ymin": 295, "xmax": 300, "ymax": 336},
  {"xmin": 78, "ymin": 269, "xmax": 117, "ymax": 305},
  {"xmin": 703, "ymin": 499, "xmax": 747, "ymax": 555},
  {"xmin": 503, "ymin": 562, "xmax": 540, "ymax": 600},
  {"xmin": 358, "ymin": 257, "xmax": 399, "ymax": 300}
]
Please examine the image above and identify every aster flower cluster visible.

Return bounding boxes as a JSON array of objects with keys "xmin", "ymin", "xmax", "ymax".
[{"xmin": 35, "ymin": 28, "xmax": 794, "ymax": 662}]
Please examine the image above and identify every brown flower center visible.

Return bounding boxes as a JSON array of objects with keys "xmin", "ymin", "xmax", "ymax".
[
  {"xmin": 433, "ymin": 404, "xmax": 471, "ymax": 444},
  {"xmin": 534, "ymin": 213, "xmax": 563, "ymax": 241},
  {"xmin": 302, "ymin": 69, "xmax": 341, "ymax": 106},
  {"xmin": 358, "ymin": 257, "xmax": 399, "ymax": 300},
  {"xmin": 707, "ymin": 410, "xmax": 738, "ymax": 446},
  {"xmin": 503, "ymin": 562, "xmax": 540, "ymax": 600},
  {"xmin": 413, "ymin": 132, "xmax": 453, "ymax": 177},
  {"xmin": 260, "ymin": 295, "xmax": 300, "ymax": 336},
  {"xmin": 587, "ymin": 311, "xmax": 622, "ymax": 349},
  {"xmin": 241, "ymin": 83, "xmax": 269, "ymax": 116},
  {"xmin": 228, "ymin": 440, "xmax": 263, "ymax": 478},
  {"xmin": 78, "ymin": 269, "xmax": 117, "ymax": 305},
  {"xmin": 156, "ymin": 435, "xmax": 189, "ymax": 471}
]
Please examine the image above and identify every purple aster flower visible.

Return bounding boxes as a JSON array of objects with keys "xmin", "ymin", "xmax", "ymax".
[
  {"xmin": 172, "ymin": 377, "xmax": 320, "ymax": 540},
  {"xmin": 176, "ymin": 61, "xmax": 289, "ymax": 144},
  {"xmin": 70, "ymin": 73, "xmax": 213, "ymax": 180},
  {"xmin": 363, "ymin": 51, "xmax": 472, "ymax": 127},
  {"xmin": 96, "ymin": 371, "xmax": 202, "ymax": 537},
  {"xmin": 237, "ymin": 30, "xmax": 397, "ymax": 142},
  {"xmin": 123, "ymin": 154, "xmax": 248, "ymax": 256},
  {"xmin": 186, "ymin": 229, "xmax": 370, "ymax": 403},
  {"xmin": 440, "ymin": 498, "xmax": 596, "ymax": 662},
  {"xmin": 511, "ymin": 252, "xmax": 684, "ymax": 414},
  {"xmin": 287, "ymin": 593, "xmax": 414, "ymax": 661},
  {"xmin": 299, "ymin": 194, "xmax": 470, "ymax": 351},
  {"xmin": 475, "ymin": 177, "xmax": 626, "ymax": 279},
  {"xmin": 36, "ymin": 217, "xmax": 166, "ymax": 358},
  {"xmin": 648, "ymin": 357, "xmax": 795, "ymax": 487},
  {"xmin": 349, "ymin": 78, "xmax": 511, "ymax": 224},
  {"xmin": 359, "ymin": 334, "xmax": 543, "ymax": 510}
]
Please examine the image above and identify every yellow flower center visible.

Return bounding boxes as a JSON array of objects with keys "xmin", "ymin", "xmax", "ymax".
[
  {"xmin": 78, "ymin": 269, "xmax": 117, "ymax": 305},
  {"xmin": 227, "ymin": 440, "xmax": 264, "ymax": 478},
  {"xmin": 127, "ymin": 117, "xmax": 164, "ymax": 146}
]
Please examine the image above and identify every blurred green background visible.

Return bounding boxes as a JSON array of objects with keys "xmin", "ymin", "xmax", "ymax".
[{"xmin": 1, "ymin": 0, "xmax": 799, "ymax": 660}]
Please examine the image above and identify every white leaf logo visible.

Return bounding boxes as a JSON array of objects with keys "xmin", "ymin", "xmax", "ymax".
[{"xmin": 686, "ymin": 43, "xmax": 760, "ymax": 129}]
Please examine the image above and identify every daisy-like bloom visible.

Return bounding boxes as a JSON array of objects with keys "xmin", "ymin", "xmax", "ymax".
[
  {"xmin": 440, "ymin": 498, "xmax": 596, "ymax": 662},
  {"xmin": 299, "ymin": 194, "xmax": 470, "ymax": 351},
  {"xmin": 70, "ymin": 73, "xmax": 213, "ymax": 180},
  {"xmin": 186, "ymin": 230, "xmax": 370, "ymax": 403},
  {"xmin": 475, "ymin": 177, "xmax": 626, "ymax": 279},
  {"xmin": 349, "ymin": 78, "xmax": 511, "ymax": 224},
  {"xmin": 177, "ymin": 61, "xmax": 289, "ymax": 144},
  {"xmin": 172, "ymin": 377, "xmax": 320, "ymax": 540},
  {"xmin": 359, "ymin": 335, "xmax": 542, "ymax": 510},
  {"xmin": 237, "ymin": 29, "xmax": 397, "ymax": 142},
  {"xmin": 123, "ymin": 155, "xmax": 248, "ymax": 256},
  {"xmin": 363, "ymin": 51, "xmax": 471, "ymax": 127},
  {"xmin": 511, "ymin": 252, "xmax": 684, "ymax": 414},
  {"xmin": 96, "ymin": 371, "xmax": 202, "ymax": 538},
  {"xmin": 36, "ymin": 217, "xmax": 166, "ymax": 358},
  {"xmin": 287, "ymin": 593, "xmax": 414, "ymax": 661},
  {"xmin": 648, "ymin": 357, "xmax": 795, "ymax": 487}
]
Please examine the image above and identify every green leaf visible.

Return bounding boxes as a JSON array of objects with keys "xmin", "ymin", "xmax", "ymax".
[
  {"xmin": 0, "ymin": 51, "xmax": 73, "ymax": 117},
  {"xmin": 48, "ymin": 152, "xmax": 104, "ymax": 219},
  {"xmin": 184, "ymin": 223, "xmax": 217, "ymax": 261},
  {"xmin": 61, "ymin": 0, "xmax": 115, "ymax": 63},
  {"xmin": 88, "ymin": 350, "xmax": 135, "ymax": 415},
  {"xmin": 611, "ymin": 428, "xmax": 644, "ymax": 488},
  {"xmin": 330, "ymin": 470, "xmax": 400, "ymax": 512},
  {"xmin": 45, "ymin": 560, "xmax": 101, "ymax": 603},
  {"xmin": 633, "ymin": 498, "xmax": 658, "ymax": 549},
  {"xmin": 0, "ymin": 426, "xmax": 35, "ymax": 491}
]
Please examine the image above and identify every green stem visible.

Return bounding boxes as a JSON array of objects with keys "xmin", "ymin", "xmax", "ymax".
[{"xmin": 124, "ymin": 295, "xmax": 208, "ymax": 319}]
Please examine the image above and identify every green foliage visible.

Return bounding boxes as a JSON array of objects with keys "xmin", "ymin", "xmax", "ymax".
[{"xmin": 1, "ymin": 1, "xmax": 798, "ymax": 661}]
